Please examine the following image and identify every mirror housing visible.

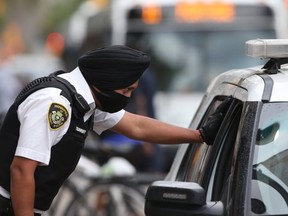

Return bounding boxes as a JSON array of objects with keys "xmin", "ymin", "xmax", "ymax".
[{"xmin": 145, "ymin": 181, "xmax": 224, "ymax": 216}]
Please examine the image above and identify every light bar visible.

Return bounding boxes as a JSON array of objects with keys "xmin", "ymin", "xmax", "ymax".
[{"xmin": 246, "ymin": 39, "xmax": 288, "ymax": 59}]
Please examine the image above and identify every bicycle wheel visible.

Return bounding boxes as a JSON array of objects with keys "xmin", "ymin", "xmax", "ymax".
[
  {"xmin": 47, "ymin": 180, "xmax": 79, "ymax": 216},
  {"xmin": 64, "ymin": 177, "xmax": 146, "ymax": 216}
]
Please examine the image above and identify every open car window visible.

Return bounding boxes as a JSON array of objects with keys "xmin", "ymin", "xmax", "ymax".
[
  {"xmin": 176, "ymin": 95, "xmax": 244, "ymax": 216},
  {"xmin": 176, "ymin": 97, "xmax": 227, "ymax": 183},
  {"xmin": 208, "ymin": 101, "xmax": 243, "ymax": 201}
]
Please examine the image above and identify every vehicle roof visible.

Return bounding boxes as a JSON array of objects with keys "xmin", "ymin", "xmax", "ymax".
[{"xmin": 206, "ymin": 62, "xmax": 288, "ymax": 102}]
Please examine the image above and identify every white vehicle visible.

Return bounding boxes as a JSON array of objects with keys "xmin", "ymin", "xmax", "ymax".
[
  {"xmin": 145, "ymin": 39, "xmax": 288, "ymax": 216},
  {"xmin": 108, "ymin": 0, "xmax": 288, "ymax": 127}
]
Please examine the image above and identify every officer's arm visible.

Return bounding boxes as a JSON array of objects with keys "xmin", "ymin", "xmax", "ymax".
[
  {"xmin": 112, "ymin": 111, "xmax": 202, "ymax": 144},
  {"xmin": 10, "ymin": 156, "xmax": 38, "ymax": 216}
]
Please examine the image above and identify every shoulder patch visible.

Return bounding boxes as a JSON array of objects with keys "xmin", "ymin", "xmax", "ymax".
[{"xmin": 48, "ymin": 103, "xmax": 69, "ymax": 130}]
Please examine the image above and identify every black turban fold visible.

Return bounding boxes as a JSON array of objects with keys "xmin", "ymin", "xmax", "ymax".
[{"xmin": 78, "ymin": 45, "xmax": 150, "ymax": 90}]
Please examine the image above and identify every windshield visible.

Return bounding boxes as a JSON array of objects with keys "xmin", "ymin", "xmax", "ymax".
[
  {"xmin": 127, "ymin": 30, "xmax": 275, "ymax": 92},
  {"xmin": 252, "ymin": 103, "xmax": 288, "ymax": 215}
]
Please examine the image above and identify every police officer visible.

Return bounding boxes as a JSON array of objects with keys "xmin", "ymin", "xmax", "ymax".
[{"xmin": 0, "ymin": 45, "xmax": 231, "ymax": 216}]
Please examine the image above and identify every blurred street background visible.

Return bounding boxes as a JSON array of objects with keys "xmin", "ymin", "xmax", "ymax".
[
  {"xmin": 1, "ymin": 0, "xmax": 288, "ymax": 183},
  {"xmin": 1, "ymin": 1, "xmax": 288, "ymax": 215}
]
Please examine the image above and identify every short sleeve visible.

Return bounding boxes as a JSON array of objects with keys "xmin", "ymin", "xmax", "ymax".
[
  {"xmin": 16, "ymin": 87, "xmax": 72, "ymax": 165},
  {"xmin": 92, "ymin": 109, "xmax": 125, "ymax": 134}
]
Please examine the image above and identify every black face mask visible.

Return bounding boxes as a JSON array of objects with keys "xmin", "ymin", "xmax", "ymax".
[{"xmin": 91, "ymin": 87, "xmax": 130, "ymax": 113}]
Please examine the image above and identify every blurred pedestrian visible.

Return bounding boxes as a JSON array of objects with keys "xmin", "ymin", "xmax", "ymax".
[
  {"xmin": 124, "ymin": 68, "xmax": 166, "ymax": 173},
  {"xmin": 0, "ymin": 59, "xmax": 23, "ymax": 128},
  {"xmin": 99, "ymin": 68, "xmax": 165, "ymax": 173},
  {"xmin": 0, "ymin": 45, "xmax": 231, "ymax": 215}
]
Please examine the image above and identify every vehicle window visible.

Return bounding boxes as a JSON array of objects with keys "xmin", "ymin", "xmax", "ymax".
[
  {"xmin": 179, "ymin": 97, "xmax": 244, "ymax": 214},
  {"xmin": 209, "ymin": 102, "xmax": 242, "ymax": 202},
  {"xmin": 252, "ymin": 103, "xmax": 288, "ymax": 215},
  {"xmin": 178, "ymin": 98, "xmax": 223, "ymax": 183},
  {"xmin": 180, "ymin": 97, "xmax": 242, "ymax": 189}
]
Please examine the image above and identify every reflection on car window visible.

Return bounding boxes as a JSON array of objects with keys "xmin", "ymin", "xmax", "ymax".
[
  {"xmin": 252, "ymin": 103, "xmax": 288, "ymax": 215},
  {"xmin": 182, "ymin": 100, "xmax": 219, "ymax": 183},
  {"xmin": 182, "ymin": 99, "xmax": 224, "ymax": 183}
]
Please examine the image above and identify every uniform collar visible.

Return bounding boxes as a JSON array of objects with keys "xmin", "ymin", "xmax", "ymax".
[{"xmin": 58, "ymin": 67, "xmax": 95, "ymax": 108}]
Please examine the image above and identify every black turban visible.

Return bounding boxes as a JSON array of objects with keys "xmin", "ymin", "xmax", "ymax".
[{"xmin": 78, "ymin": 45, "xmax": 150, "ymax": 90}]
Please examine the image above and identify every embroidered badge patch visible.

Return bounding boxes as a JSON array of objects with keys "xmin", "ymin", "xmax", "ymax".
[{"xmin": 48, "ymin": 103, "xmax": 69, "ymax": 130}]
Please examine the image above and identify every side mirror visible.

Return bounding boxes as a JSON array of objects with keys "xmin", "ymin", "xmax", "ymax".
[
  {"xmin": 145, "ymin": 181, "xmax": 224, "ymax": 216},
  {"xmin": 257, "ymin": 122, "xmax": 280, "ymax": 145}
]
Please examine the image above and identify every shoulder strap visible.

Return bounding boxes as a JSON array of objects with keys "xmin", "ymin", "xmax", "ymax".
[
  {"xmin": 15, "ymin": 76, "xmax": 53, "ymax": 102},
  {"xmin": 15, "ymin": 71, "xmax": 90, "ymax": 117},
  {"xmin": 49, "ymin": 71, "xmax": 90, "ymax": 114}
]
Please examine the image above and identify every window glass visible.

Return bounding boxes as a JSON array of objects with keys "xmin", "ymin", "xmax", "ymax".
[
  {"xmin": 182, "ymin": 99, "xmax": 222, "ymax": 183},
  {"xmin": 182, "ymin": 143, "xmax": 209, "ymax": 183},
  {"xmin": 208, "ymin": 103, "xmax": 242, "ymax": 201},
  {"xmin": 252, "ymin": 103, "xmax": 288, "ymax": 215}
]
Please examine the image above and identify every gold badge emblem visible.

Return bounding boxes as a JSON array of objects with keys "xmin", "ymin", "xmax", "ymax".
[{"xmin": 48, "ymin": 103, "xmax": 69, "ymax": 130}]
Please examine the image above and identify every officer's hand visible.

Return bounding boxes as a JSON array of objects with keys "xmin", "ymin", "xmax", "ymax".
[{"xmin": 199, "ymin": 96, "xmax": 233, "ymax": 145}]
